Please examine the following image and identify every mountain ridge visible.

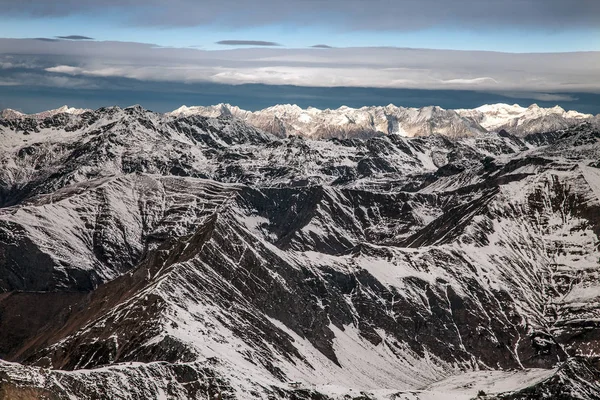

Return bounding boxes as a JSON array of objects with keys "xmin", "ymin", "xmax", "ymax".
[
  {"xmin": 3, "ymin": 102, "xmax": 597, "ymax": 140},
  {"xmin": 168, "ymin": 102, "xmax": 597, "ymax": 139}
]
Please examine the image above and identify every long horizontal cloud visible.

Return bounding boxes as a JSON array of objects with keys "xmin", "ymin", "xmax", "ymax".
[
  {"xmin": 0, "ymin": 38, "xmax": 599, "ymax": 92},
  {"xmin": 216, "ymin": 40, "xmax": 280, "ymax": 46},
  {"xmin": 56, "ymin": 35, "xmax": 94, "ymax": 40},
  {"xmin": 1, "ymin": 0, "xmax": 599, "ymax": 31}
]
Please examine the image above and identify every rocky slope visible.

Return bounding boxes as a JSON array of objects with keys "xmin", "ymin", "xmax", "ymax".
[{"xmin": 0, "ymin": 106, "xmax": 599, "ymax": 399}]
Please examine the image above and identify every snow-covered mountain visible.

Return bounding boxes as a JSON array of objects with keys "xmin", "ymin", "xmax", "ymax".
[
  {"xmin": 456, "ymin": 103, "xmax": 595, "ymax": 136},
  {"xmin": 0, "ymin": 109, "xmax": 25, "ymax": 120},
  {"xmin": 1, "ymin": 105, "xmax": 90, "ymax": 121},
  {"xmin": 0, "ymin": 105, "xmax": 600, "ymax": 399},
  {"xmin": 6, "ymin": 102, "xmax": 595, "ymax": 140},
  {"xmin": 168, "ymin": 102, "xmax": 596, "ymax": 139}
]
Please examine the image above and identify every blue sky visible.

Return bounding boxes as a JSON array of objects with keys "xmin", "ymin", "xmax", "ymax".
[{"xmin": 1, "ymin": 15, "xmax": 599, "ymax": 53}]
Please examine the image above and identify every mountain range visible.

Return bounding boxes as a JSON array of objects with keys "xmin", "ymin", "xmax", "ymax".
[
  {"xmin": 0, "ymin": 104, "xmax": 599, "ymax": 399},
  {"xmin": 3, "ymin": 102, "xmax": 598, "ymax": 140},
  {"xmin": 168, "ymin": 103, "xmax": 597, "ymax": 139}
]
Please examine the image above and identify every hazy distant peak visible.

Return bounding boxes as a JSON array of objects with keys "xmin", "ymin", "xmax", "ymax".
[
  {"xmin": 2, "ymin": 105, "xmax": 91, "ymax": 120},
  {"xmin": 0, "ymin": 108, "xmax": 25, "ymax": 119}
]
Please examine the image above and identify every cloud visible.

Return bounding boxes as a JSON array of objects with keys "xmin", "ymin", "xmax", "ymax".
[
  {"xmin": 0, "ymin": 55, "xmax": 47, "ymax": 70},
  {"xmin": 311, "ymin": 45, "xmax": 333, "ymax": 49},
  {"xmin": 216, "ymin": 40, "xmax": 281, "ymax": 47},
  {"xmin": 441, "ymin": 77, "xmax": 499, "ymax": 85},
  {"xmin": 56, "ymin": 35, "xmax": 94, "ymax": 40},
  {"xmin": 0, "ymin": 69, "xmax": 100, "ymax": 89},
  {"xmin": 0, "ymin": 38, "xmax": 599, "ymax": 93},
  {"xmin": 45, "ymin": 65, "xmax": 84, "ymax": 74},
  {"xmin": 494, "ymin": 92, "xmax": 578, "ymax": 102},
  {"xmin": 33, "ymin": 37, "xmax": 60, "ymax": 42},
  {"xmin": 0, "ymin": 0, "xmax": 598, "ymax": 31}
]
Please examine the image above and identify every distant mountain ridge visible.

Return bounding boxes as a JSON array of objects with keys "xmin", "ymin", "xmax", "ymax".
[
  {"xmin": 3, "ymin": 103, "xmax": 597, "ymax": 140},
  {"xmin": 168, "ymin": 102, "xmax": 596, "ymax": 138},
  {"xmin": 1, "ymin": 105, "xmax": 91, "ymax": 120}
]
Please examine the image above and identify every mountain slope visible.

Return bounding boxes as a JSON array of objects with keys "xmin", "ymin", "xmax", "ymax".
[{"xmin": 0, "ymin": 106, "xmax": 599, "ymax": 399}]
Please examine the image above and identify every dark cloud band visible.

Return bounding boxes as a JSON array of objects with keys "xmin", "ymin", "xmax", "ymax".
[
  {"xmin": 1, "ymin": 0, "xmax": 598, "ymax": 31},
  {"xmin": 56, "ymin": 35, "xmax": 94, "ymax": 40}
]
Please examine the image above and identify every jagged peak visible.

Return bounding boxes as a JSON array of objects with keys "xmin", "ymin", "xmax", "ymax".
[
  {"xmin": 0, "ymin": 105, "xmax": 91, "ymax": 120},
  {"xmin": 471, "ymin": 103, "xmax": 527, "ymax": 113},
  {"xmin": 0, "ymin": 108, "xmax": 25, "ymax": 119},
  {"xmin": 262, "ymin": 103, "xmax": 303, "ymax": 113},
  {"xmin": 124, "ymin": 104, "xmax": 147, "ymax": 113},
  {"xmin": 45, "ymin": 105, "xmax": 90, "ymax": 115}
]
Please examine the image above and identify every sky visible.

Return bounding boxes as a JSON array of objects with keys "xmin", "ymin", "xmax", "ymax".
[{"xmin": 0, "ymin": 0, "xmax": 599, "ymax": 113}]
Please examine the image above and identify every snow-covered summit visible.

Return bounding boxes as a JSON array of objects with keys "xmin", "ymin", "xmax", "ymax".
[
  {"xmin": 456, "ymin": 102, "xmax": 593, "ymax": 134},
  {"xmin": 0, "ymin": 105, "xmax": 91, "ymax": 120},
  {"xmin": 0, "ymin": 108, "xmax": 25, "ymax": 119},
  {"xmin": 169, "ymin": 103, "xmax": 246, "ymax": 118}
]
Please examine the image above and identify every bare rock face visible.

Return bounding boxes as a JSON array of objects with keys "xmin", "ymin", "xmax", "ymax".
[{"xmin": 0, "ymin": 105, "xmax": 600, "ymax": 399}]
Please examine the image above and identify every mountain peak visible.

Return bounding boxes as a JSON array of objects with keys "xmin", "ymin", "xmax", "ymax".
[{"xmin": 0, "ymin": 108, "xmax": 25, "ymax": 119}]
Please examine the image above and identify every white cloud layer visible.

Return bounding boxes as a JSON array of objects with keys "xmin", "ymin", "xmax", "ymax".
[{"xmin": 1, "ymin": 39, "xmax": 599, "ymax": 92}]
